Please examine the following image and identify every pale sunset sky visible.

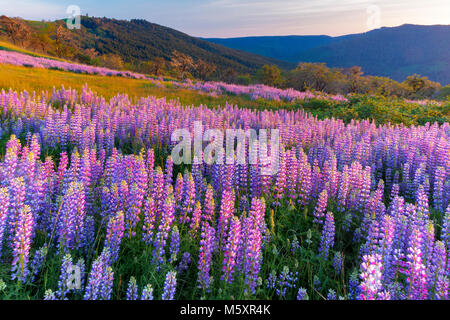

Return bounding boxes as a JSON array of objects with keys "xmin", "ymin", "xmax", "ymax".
[{"xmin": 0, "ymin": 0, "xmax": 449, "ymax": 37}]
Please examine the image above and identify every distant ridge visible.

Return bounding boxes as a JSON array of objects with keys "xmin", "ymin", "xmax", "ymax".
[{"xmin": 206, "ymin": 24, "xmax": 450, "ymax": 84}]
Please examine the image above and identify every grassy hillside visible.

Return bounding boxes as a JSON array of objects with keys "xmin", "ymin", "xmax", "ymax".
[
  {"xmin": 0, "ymin": 63, "xmax": 292, "ymax": 109},
  {"xmin": 0, "ymin": 16, "xmax": 293, "ymax": 79}
]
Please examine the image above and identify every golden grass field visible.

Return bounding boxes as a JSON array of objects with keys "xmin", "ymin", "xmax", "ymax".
[{"xmin": 0, "ymin": 61, "xmax": 294, "ymax": 110}]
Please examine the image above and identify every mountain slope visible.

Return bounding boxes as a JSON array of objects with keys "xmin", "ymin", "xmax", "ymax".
[
  {"xmin": 206, "ymin": 25, "xmax": 450, "ymax": 84},
  {"xmin": 297, "ymin": 24, "xmax": 450, "ymax": 84},
  {"xmin": 205, "ymin": 35, "xmax": 337, "ymax": 63},
  {"xmin": 0, "ymin": 16, "xmax": 294, "ymax": 77},
  {"xmin": 74, "ymin": 17, "xmax": 294, "ymax": 74}
]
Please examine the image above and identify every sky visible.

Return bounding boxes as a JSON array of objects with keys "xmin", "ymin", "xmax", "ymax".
[{"xmin": 1, "ymin": 0, "xmax": 449, "ymax": 37}]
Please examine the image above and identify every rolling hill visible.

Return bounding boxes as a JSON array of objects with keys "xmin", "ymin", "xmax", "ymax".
[
  {"xmin": 206, "ymin": 24, "xmax": 450, "ymax": 84},
  {"xmin": 0, "ymin": 16, "xmax": 293, "ymax": 77}
]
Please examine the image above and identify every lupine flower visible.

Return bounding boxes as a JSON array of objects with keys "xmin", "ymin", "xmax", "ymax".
[
  {"xmin": 313, "ymin": 190, "xmax": 328, "ymax": 224},
  {"xmin": 57, "ymin": 181, "xmax": 86, "ymax": 251},
  {"xmin": 161, "ymin": 271, "xmax": 177, "ymax": 300},
  {"xmin": 126, "ymin": 276, "xmax": 138, "ymax": 300},
  {"xmin": 104, "ymin": 211, "xmax": 125, "ymax": 263},
  {"xmin": 142, "ymin": 196, "xmax": 156, "ymax": 245},
  {"xmin": 169, "ymin": 226, "xmax": 180, "ymax": 264},
  {"xmin": 276, "ymin": 266, "xmax": 298, "ymax": 298},
  {"xmin": 189, "ymin": 201, "xmax": 202, "ymax": 234},
  {"xmin": 244, "ymin": 198, "xmax": 265, "ymax": 294},
  {"xmin": 125, "ymin": 183, "xmax": 144, "ymax": 238},
  {"xmin": 11, "ymin": 205, "xmax": 34, "ymax": 283},
  {"xmin": 203, "ymin": 184, "xmax": 215, "ymax": 224},
  {"xmin": 222, "ymin": 216, "xmax": 242, "ymax": 284},
  {"xmin": 296, "ymin": 288, "xmax": 309, "ymax": 300},
  {"xmin": 333, "ymin": 252, "xmax": 343, "ymax": 275},
  {"xmin": 442, "ymin": 206, "xmax": 450, "ymax": 250},
  {"xmin": 8, "ymin": 177, "xmax": 26, "ymax": 242},
  {"xmin": 141, "ymin": 284, "xmax": 154, "ymax": 300},
  {"xmin": 327, "ymin": 289, "xmax": 337, "ymax": 300},
  {"xmin": 359, "ymin": 254, "xmax": 383, "ymax": 300},
  {"xmin": 152, "ymin": 195, "xmax": 175, "ymax": 269},
  {"xmin": 178, "ymin": 252, "xmax": 191, "ymax": 274},
  {"xmin": 406, "ymin": 230, "xmax": 428, "ymax": 300},
  {"xmin": 84, "ymin": 249, "xmax": 114, "ymax": 300},
  {"xmin": 30, "ymin": 245, "xmax": 48, "ymax": 281},
  {"xmin": 198, "ymin": 223, "xmax": 215, "ymax": 291},
  {"xmin": 0, "ymin": 187, "xmax": 10, "ymax": 256},
  {"xmin": 57, "ymin": 254, "xmax": 74, "ymax": 299},
  {"xmin": 319, "ymin": 212, "xmax": 335, "ymax": 259}
]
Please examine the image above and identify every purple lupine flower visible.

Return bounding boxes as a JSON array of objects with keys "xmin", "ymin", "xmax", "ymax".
[
  {"xmin": 222, "ymin": 216, "xmax": 242, "ymax": 284},
  {"xmin": 152, "ymin": 194, "xmax": 175, "ymax": 269},
  {"xmin": 244, "ymin": 197, "xmax": 265, "ymax": 294},
  {"xmin": 333, "ymin": 252, "xmax": 343, "ymax": 275},
  {"xmin": 57, "ymin": 181, "xmax": 86, "ymax": 251},
  {"xmin": 153, "ymin": 167, "xmax": 165, "ymax": 217},
  {"xmin": 104, "ymin": 211, "xmax": 125, "ymax": 263},
  {"xmin": 84, "ymin": 249, "xmax": 114, "ymax": 300},
  {"xmin": 189, "ymin": 201, "xmax": 202, "ymax": 234},
  {"xmin": 276, "ymin": 267, "xmax": 298, "ymax": 298},
  {"xmin": 273, "ymin": 151, "xmax": 287, "ymax": 207},
  {"xmin": 429, "ymin": 241, "xmax": 448, "ymax": 299},
  {"xmin": 165, "ymin": 155, "xmax": 173, "ymax": 185},
  {"xmin": 169, "ymin": 226, "xmax": 180, "ymax": 264},
  {"xmin": 348, "ymin": 271, "xmax": 360, "ymax": 300},
  {"xmin": 296, "ymin": 287, "xmax": 309, "ymax": 300},
  {"xmin": 30, "ymin": 245, "xmax": 48, "ymax": 281},
  {"xmin": 0, "ymin": 187, "xmax": 10, "ymax": 256},
  {"xmin": 146, "ymin": 149, "xmax": 155, "ymax": 187},
  {"xmin": 161, "ymin": 271, "xmax": 177, "ymax": 300},
  {"xmin": 359, "ymin": 254, "xmax": 383, "ymax": 300},
  {"xmin": 197, "ymin": 223, "xmax": 215, "ymax": 291},
  {"xmin": 11, "ymin": 205, "xmax": 34, "ymax": 283},
  {"xmin": 126, "ymin": 276, "xmax": 138, "ymax": 300},
  {"xmin": 174, "ymin": 173, "xmax": 184, "ymax": 212},
  {"xmin": 406, "ymin": 230, "xmax": 428, "ymax": 300},
  {"xmin": 313, "ymin": 190, "xmax": 328, "ymax": 224},
  {"xmin": 327, "ymin": 289, "xmax": 337, "ymax": 300},
  {"xmin": 202, "ymin": 184, "xmax": 215, "ymax": 224},
  {"xmin": 432, "ymin": 166, "xmax": 445, "ymax": 212},
  {"xmin": 57, "ymin": 254, "xmax": 74, "ymax": 299},
  {"xmin": 82, "ymin": 215, "xmax": 95, "ymax": 255},
  {"xmin": 180, "ymin": 172, "xmax": 196, "ymax": 225},
  {"xmin": 217, "ymin": 188, "xmax": 235, "ymax": 244},
  {"xmin": 415, "ymin": 185, "xmax": 430, "ymax": 224},
  {"xmin": 141, "ymin": 284, "xmax": 154, "ymax": 300},
  {"xmin": 286, "ymin": 150, "xmax": 298, "ymax": 202},
  {"xmin": 178, "ymin": 252, "xmax": 191, "ymax": 274},
  {"xmin": 319, "ymin": 212, "xmax": 335, "ymax": 259},
  {"xmin": 142, "ymin": 196, "xmax": 156, "ymax": 245},
  {"xmin": 125, "ymin": 183, "xmax": 143, "ymax": 238},
  {"xmin": 442, "ymin": 205, "xmax": 449, "ymax": 250},
  {"xmin": 8, "ymin": 177, "xmax": 26, "ymax": 242}
]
